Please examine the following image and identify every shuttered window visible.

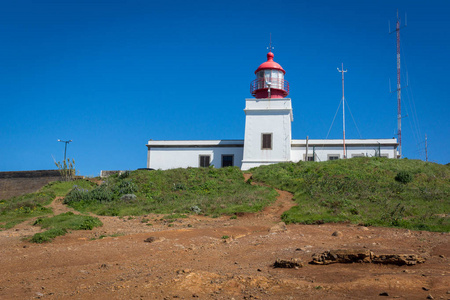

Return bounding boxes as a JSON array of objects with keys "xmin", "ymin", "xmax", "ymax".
[
  {"xmin": 199, "ymin": 155, "xmax": 210, "ymax": 167},
  {"xmin": 222, "ymin": 155, "xmax": 233, "ymax": 167},
  {"xmin": 262, "ymin": 133, "xmax": 272, "ymax": 150}
]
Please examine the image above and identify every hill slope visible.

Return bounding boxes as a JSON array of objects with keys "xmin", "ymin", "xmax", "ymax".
[{"xmin": 251, "ymin": 157, "xmax": 449, "ymax": 232}]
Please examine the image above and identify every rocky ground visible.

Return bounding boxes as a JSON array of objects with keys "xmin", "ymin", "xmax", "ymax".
[{"xmin": 0, "ymin": 185, "xmax": 449, "ymax": 300}]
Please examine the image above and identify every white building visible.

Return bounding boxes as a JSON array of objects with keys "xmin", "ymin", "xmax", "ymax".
[{"xmin": 147, "ymin": 52, "xmax": 398, "ymax": 170}]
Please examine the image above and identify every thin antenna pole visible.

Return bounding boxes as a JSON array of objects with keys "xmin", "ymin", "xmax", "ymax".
[
  {"xmin": 337, "ymin": 63, "xmax": 347, "ymax": 159},
  {"xmin": 267, "ymin": 33, "xmax": 274, "ymax": 52},
  {"xmin": 425, "ymin": 134, "xmax": 428, "ymax": 162}
]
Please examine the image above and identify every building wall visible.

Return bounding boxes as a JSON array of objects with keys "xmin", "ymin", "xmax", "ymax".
[
  {"xmin": 291, "ymin": 144, "xmax": 397, "ymax": 162},
  {"xmin": 241, "ymin": 98, "xmax": 292, "ymax": 170},
  {"xmin": 148, "ymin": 146, "xmax": 244, "ymax": 170},
  {"xmin": 0, "ymin": 170, "xmax": 61, "ymax": 200}
]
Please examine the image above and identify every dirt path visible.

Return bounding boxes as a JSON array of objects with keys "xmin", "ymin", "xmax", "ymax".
[
  {"xmin": 48, "ymin": 197, "xmax": 77, "ymax": 215},
  {"xmin": 0, "ymin": 180, "xmax": 449, "ymax": 299}
]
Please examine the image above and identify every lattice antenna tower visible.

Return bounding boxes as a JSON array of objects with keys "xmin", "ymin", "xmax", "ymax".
[{"xmin": 389, "ymin": 10, "xmax": 407, "ymax": 158}]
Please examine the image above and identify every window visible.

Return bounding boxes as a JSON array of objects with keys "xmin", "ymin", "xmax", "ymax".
[
  {"xmin": 199, "ymin": 155, "xmax": 210, "ymax": 167},
  {"xmin": 222, "ymin": 155, "xmax": 234, "ymax": 167},
  {"xmin": 328, "ymin": 155, "xmax": 340, "ymax": 161},
  {"xmin": 303, "ymin": 154, "xmax": 315, "ymax": 161},
  {"xmin": 261, "ymin": 133, "xmax": 272, "ymax": 150}
]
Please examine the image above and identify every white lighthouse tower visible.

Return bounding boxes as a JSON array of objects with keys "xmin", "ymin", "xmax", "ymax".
[{"xmin": 241, "ymin": 51, "xmax": 293, "ymax": 170}]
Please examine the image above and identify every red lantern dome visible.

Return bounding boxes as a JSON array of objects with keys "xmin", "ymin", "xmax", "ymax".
[{"xmin": 250, "ymin": 52, "xmax": 289, "ymax": 98}]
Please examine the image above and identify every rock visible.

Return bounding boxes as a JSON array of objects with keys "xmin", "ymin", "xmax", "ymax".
[
  {"xmin": 311, "ymin": 249, "xmax": 426, "ymax": 266},
  {"xmin": 311, "ymin": 249, "xmax": 372, "ymax": 265},
  {"xmin": 371, "ymin": 254, "xmax": 426, "ymax": 266},
  {"xmin": 423, "ymin": 287, "xmax": 430, "ymax": 291},
  {"xmin": 379, "ymin": 292, "xmax": 389, "ymax": 296},
  {"xmin": 144, "ymin": 237, "xmax": 157, "ymax": 243},
  {"xmin": 439, "ymin": 254, "xmax": 444, "ymax": 258},
  {"xmin": 269, "ymin": 222, "xmax": 287, "ymax": 233},
  {"xmin": 273, "ymin": 258, "xmax": 303, "ymax": 268},
  {"xmin": 332, "ymin": 231, "xmax": 343, "ymax": 237},
  {"xmin": 426, "ymin": 295, "xmax": 434, "ymax": 299}
]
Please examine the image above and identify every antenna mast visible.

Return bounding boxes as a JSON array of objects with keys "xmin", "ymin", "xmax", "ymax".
[
  {"xmin": 337, "ymin": 63, "xmax": 347, "ymax": 159},
  {"xmin": 390, "ymin": 10, "xmax": 406, "ymax": 158}
]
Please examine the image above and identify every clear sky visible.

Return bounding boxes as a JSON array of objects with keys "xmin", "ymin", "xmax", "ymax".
[{"xmin": 1, "ymin": 0, "xmax": 449, "ymax": 176}]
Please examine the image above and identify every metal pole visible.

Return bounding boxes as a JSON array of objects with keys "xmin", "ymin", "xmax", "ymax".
[
  {"xmin": 58, "ymin": 139, "xmax": 72, "ymax": 162},
  {"xmin": 425, "ymin": 134, "xmax": 428, "ymax": 162},
  {"xmin": 305, "ymin": 136, "xmax": 309, "ymax": 161}
]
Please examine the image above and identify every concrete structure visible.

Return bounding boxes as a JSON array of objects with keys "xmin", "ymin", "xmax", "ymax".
[{"xmin": 146, "ymin": 52, "xmax": 397, "ymax": 170}]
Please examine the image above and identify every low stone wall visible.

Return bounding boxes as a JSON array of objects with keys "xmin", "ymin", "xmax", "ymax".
[
  {"xmin": 0, "ymin": 170, "xmax": 61, "ymax": 200},
  {"xmin": 100, "ymin": 170, "xmax": 127, "ymax": 178}
]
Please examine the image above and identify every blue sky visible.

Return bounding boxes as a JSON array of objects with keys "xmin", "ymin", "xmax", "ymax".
[{"xmin": 1, "ymin": 0, "xmax": 449, "ymax": 176}]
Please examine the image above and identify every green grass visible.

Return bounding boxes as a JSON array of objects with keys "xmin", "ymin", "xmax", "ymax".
[
  {"xmin": 251, "ymin": 157, "xmax": 450, "ymax": 232},
  {"xmin": 0, "ymin": 179, "xmax": 97, "ymax": 230},
  {"xmin": 30, "ymin": 212, "xmax": 103, "ymax": 243},
  {"xmin": 64, "ymin": 167, "xmax": 278, "ymax": 217}
]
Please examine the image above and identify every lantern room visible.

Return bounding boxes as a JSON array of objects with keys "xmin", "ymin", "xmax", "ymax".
[{"xmin": 250, "ymin": 52, "xmax": 289, "ymax": 99}]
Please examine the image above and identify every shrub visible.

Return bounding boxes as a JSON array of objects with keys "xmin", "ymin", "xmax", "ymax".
[
  {"xmin": 395, "ymin": 171, "xmax": 413, "ymax": 184},
  {"xmin": 30, "ymin": 228, "xmax": 68, "ymax": 243}
]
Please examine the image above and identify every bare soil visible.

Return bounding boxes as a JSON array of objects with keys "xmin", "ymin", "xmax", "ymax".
[{"xmin": 0, "ymin": 184, "xmax": 449, "ymax": 300}]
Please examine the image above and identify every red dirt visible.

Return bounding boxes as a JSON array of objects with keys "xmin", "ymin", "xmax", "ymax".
[{"xmin": 0, "ymin": 183, "xmax": 449, "ymax": 299}]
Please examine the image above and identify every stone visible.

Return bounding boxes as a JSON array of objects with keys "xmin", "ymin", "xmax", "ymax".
[
  {"xmin": 273, "ymin": 258, "xmax": 303, "ymax": 268},
  {"xmin": 144, "ymin": 237, "xmax": 157, "ymax": 243},
  {"xmin": 331, "ymin": 231, "xmax": 343, "ymax": 237},
  {"xmin": 426, "ymin": 295, "xmax": 433, "ymax": 299},
  {"xmin": 310, "ymin": 249, "xmax": 425, "ymax": 266},
  {"xmin": 311, "ymin": 249, "xmax": 372, "ymax": 265},
  {"xmin": 371, "ymin": 254, "xmax": 426, "ymax": 266},
  {"xmin": 379, "ymin": 292, "xmax": 389, "ymax": 296},
  {"xmin": 269, "ymin": 222, "xmax": 287, "ymax": 233}
]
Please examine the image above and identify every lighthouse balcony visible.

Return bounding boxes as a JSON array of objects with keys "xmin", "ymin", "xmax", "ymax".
[{"xmin": 250, "ymin": 78, "xmax": 289, "ymax": 98}]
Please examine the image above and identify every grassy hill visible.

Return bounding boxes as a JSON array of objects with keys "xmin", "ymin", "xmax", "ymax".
[
  {"xmin": 251, "ymin": 157, "xmax": 449, "ymax": 232},
  {"xmin": 64, "ymin": 167, "xmax": 278, "ymax": 217},
  {"xmin": 2, "ymin": 158, "xmax": 448, "ymax": 234}
]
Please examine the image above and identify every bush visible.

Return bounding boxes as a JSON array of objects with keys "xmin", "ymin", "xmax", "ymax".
[
  {"xmin": 30, "ymin": 228, "xmax": 68, "ymax": 243},
  {"xmin": 395, "ymin": 171, "xmax": 413, "ymax": 184}
]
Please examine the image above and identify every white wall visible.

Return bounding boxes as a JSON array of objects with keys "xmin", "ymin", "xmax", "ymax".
[
  {"xmin": 291, "ymin": 140, "xmax": 397, "ymax": 162},
  {"xmin": 241, "ymin": 98, "xmax": 293, "ymax": 170},
  {"xmin": 148, "ymin": 146, "xmax": 244, "ymax": 170}
]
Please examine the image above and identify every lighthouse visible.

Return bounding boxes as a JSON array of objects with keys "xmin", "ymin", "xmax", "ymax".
[
  {"xmin": 145, "ymin": 48, "xmax": 399, "ymax": 171},
  {"xmin": 250, "ymin": 52, "xmax": 289, "ymax": 99},
  {"xmin": 241, "ymin": 52, "xmax": 293, "ymax": 170}
]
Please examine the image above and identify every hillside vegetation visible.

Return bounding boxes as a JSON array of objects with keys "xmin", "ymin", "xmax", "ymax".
[
  {"xmin": 64, "ymin": 167, "xmax": 278, "ymax": 217},
  {"xmin": 251, "ymin": 157, "xmax": 449, "ymax": 232},
  {"xmin": 0, "ymin": 179, "xmax": 96, "ymax": 230}
]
